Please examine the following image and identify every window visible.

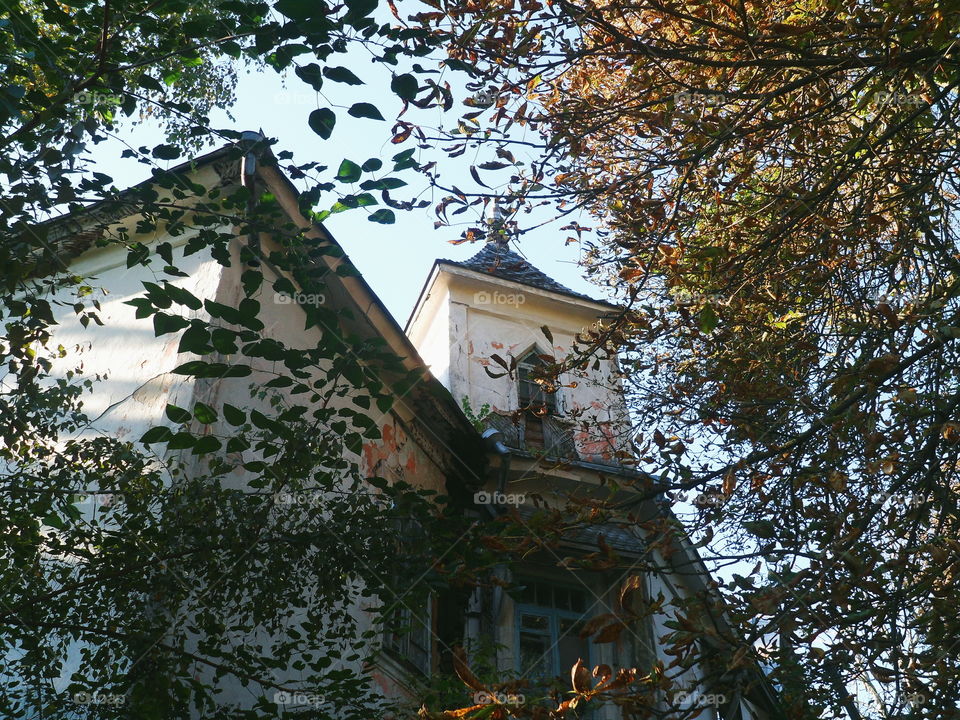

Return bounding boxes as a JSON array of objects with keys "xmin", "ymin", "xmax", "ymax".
[
  {"xmin": 517, "ymin": 349, "xmax": 558, "ymax": 415},
  {"xmin": 383, "ymin": 600, "xmax": 432, "ymax": 675},
  {"xmin": 382, "ymin": 513, "xmax": 433, "ymax": 675},
  {"xmin": 515, "ymin": 580, "xmax": 591, "ymax": 683}
]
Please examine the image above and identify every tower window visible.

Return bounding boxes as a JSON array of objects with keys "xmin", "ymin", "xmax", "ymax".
[{"xmin": 517, "ymin": 350, "xmax": 557, "ymax": 414}]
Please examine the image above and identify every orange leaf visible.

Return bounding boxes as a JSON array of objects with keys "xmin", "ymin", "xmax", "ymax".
[
  {"xmin": 443, "ymin": 705, "xmax": 488, "ymax": 718},
  {"xmin": 571, "ymin": 658, "xmax": 592, "ymax": 693},
  {"xmin": 593, "ymin": 622, "xmax": 626, "ymax": 644},
  {"xmin": 722, "ymin": 469, "xmax": 736, "ymax": 497},
  {"xmin": 619, "ymin": 575, "xmax": 643, "ymax": 612},
  {"xmin": 453, "ymin": 647, "xmax": 486, "ymax": 692}
]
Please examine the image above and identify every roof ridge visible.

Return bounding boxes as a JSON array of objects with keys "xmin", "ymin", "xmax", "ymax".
[{"xmin": 439, "ymin": 242, "xmax": 614, "ymax": 307}]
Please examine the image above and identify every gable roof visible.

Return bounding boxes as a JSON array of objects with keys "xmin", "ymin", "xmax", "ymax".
[
  {"xmin": 438, "ymin": 241, "xmax": 619, "ymax": 309},
  {"xmin": 40, "ymin": 134, "xmax": 487, "ymax": 489},
  {"xmin": 48, "ymin": 138, "xmax": 782, "ymax": 718}
]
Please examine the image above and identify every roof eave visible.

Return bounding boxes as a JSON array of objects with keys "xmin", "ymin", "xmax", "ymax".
[{"xmin": 437, "ymin": 260, "xmax": 624, "ymax": 314}]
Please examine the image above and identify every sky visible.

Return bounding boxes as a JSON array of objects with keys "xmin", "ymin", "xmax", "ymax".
[{"xmin": 94, "ymin": 58, "xmax": 613, "ymax": 329}]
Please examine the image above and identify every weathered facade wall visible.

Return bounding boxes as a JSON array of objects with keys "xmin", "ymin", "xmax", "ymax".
[
  {"xmin": 408, "ymin": 267, "xmax": 632, "ymax": 463},
  {"xmin": 407, "ymin": 260, "xmax": 723, "ymax": 720},
  {"xmin": 47, "ymin": 231, "xmax": 223, "ymax": 445},
  {"xmin": 37, "ymin": 208, "xmax": 455, "ymax": 713}
]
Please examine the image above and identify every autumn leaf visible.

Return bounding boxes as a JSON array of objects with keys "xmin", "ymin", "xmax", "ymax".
[
  {"xmin": 571, "ymin": 658, "xmax": 591, "ymax": 693},
  {"xmin": 453, "ymin": 647, "xmax": 486, "ymax": 692}
]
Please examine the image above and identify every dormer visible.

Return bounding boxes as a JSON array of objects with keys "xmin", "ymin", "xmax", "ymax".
[{"xmin": 405, "ymin": 240, "xmax": 631, "ymax": 464}]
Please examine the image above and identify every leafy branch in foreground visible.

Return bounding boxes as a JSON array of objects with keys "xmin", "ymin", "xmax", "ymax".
[{"xmin": 402, "ymin": 2, "xmax": 960, "ymax": 718}]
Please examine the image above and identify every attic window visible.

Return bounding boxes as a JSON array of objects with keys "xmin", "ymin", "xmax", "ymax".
[{"xmin": 517, "ymin": 349, "xmax": 557, "ymax": 414}]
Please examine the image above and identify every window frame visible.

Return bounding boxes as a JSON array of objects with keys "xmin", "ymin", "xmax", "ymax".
[
  {"xmin": 382, "ymin": 596, "xmax": 433, "ymax": 676},
  {"xmin": 516, "ymin": 348, "xmax": 559, "ymax": 415},
  {"xmin": 513, "ymin": 581, "xmax": 593, "ymax": 682}
]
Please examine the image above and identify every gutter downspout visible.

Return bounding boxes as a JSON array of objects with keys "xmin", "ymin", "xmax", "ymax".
[
  {"xmin": 466, "ymin": 429, "xmax": 512, "ymax": 662},
  {"xmin": 240, "ymin": 130, "xmax": 265, "ymax": 264},
  {"xmin": 482, "ymin": 428, "xmax": 511, "ymax": 514}
]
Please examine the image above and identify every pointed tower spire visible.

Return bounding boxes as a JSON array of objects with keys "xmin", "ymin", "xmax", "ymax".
[{"xmin": 485, "ymin": 198, "xmax": 513, "ymax": 247}]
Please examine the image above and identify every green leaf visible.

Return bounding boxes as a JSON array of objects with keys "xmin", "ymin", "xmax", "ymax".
[
  {"xmin": 391, "ymin": 73, "xmax": 418, "ymax": 101},
  {"xmin": 140, "ymin": 426, "xmax": 174, "ymax": 444},
  {"xmin": 295, "ymin": 63, "xmax": 324, "ymax": 90},
  {"xmin": 137, "ymin": 74, "xmax": 165, "ymax": 93},
  {"xmin": 274, "ymin": 0, "xmax": 319, "ymax": 19},
  {"xmin": 443, "ymin": 57, "xmax": 480, "ymax": 75},
  {"xmin": 192, "ymin": 435, "xmax": 222, "ymax": 454},
  {"xmin": 227, "ymin": 436, "xmax": 252, "ymax": 453},
  {"xmin": 336, "ymin": 159, "xmax": 362, "ymax": 183},
  {"xmin": 127, "ymin": 243, "xmax": 150, "ymax": 268},
  {"xmin": 368, "ymin": 209, "xmax": 395, "ymax": 224},
  {"xmin": 172, "ymin": 361, "xmax": 252, "ymax": 378},
  {"xmin": 210, "ymin": 328, "xmax": 238, "ymax": 354},
  {"xmin": 308, "ymin": 108, "xmax": 336, "ymax": 140},
  {"xmin": 743, "ymin": 520, "xmax": 777, "ymax": 539},
  {"xmin": 323, "ymin": 66, "xmax": 363, "ymax": 85},
  {"xmin": 163, "ymin": 282, "xmax": 202, "ymax": 310},
  {"xmin": 167, "ymin": 432, "xmax": 197, "ymax": 450},
  {"xmin": 361, "ymin": 158, "xmax": 382, "ymax": 172},
  {"xmin": 698, "ymin": 305, "xmax": 719, "ymax": 333},
  {"xmin": 345, "ymin": 0, "xmax": 377, "ymax": 18},
  {"xmin": 156, "ymin": 242, "xmax": 173, "ymax": 264},
  {"xmin": 152, "ymin": 144, "xmax": 182, "ymax": 160},
  {"xmin": 359, "ymin": 178, "xmax": 406, "ymax": 191},
  {"xmin": 43, "ymin": 513, "xmax": 66, "ymax": 530},
  {"xmin": 193, "ymin": 402, "xmax": 218, "ymax": 424},
  {"xmin": 249, "ymin": 410, "xmax": 275, "ymax": 430},
  {"xmin": 165, "ymin": 404, "xmax": 192, "ymax": 424},
  {"xmin": 348, "ymin": 102, "xmax": 384, "ymax": 121},
  {"xmin": 153, "ymin": 313, "xmax": 190, "ymax": 336},
  {"xmin": 223, "ymin": 404, "xmax": 246, "ymax": 426},
  {"xmin": 241, "ymin": 269, "xmax": 263, "ymax": 297}
]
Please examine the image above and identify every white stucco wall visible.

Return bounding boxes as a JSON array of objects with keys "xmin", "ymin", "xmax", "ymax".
[
  {"xmin": 43, "ymin": 231, "xmax": 224, "ymax": 444},
  {"xmin": 407, "ymin": 260, "xmax": 727, "ymax": 720},
  {"xmin": 407, "ymin": 265, "xmax": 632, "ymax": 462},
  {"xmin": 30, "ymin": 214, "xmax": 452, "ymax": 714}
]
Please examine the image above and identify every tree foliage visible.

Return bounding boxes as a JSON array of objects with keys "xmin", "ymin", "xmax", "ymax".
[
  {"xmin": 408, "ymin": 1, "xmax": 960, "ymax": 718},
  {"xmin": 0, "ymin": 1, "xmax": 480, "ymax": 717},
  {"xmin": 8, "ymin": 0, "xmax": 960, "ymax": 718}
]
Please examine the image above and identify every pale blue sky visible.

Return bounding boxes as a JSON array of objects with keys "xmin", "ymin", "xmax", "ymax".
[{"xmin": 95, "ymin": 60, "xmax": 612, "ymax": 327}]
